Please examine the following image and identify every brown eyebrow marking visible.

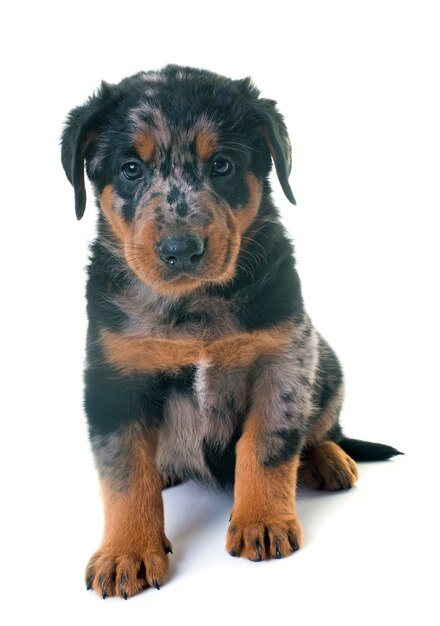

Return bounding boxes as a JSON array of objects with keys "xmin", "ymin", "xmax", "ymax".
[
  {"xmin": 196, "ymin": 130, "xmax": 218, "ymax": 160},
  {"xmin": 135, "ymin": 132, "xmax": 156, "ymax": 161}
]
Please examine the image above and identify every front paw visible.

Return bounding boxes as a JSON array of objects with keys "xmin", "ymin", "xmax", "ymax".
[
  {"xmin": 86, "ymin": 538, "xmax": 172, "ymax": 599},
  {"xmin": 226, "ymin": 515, "xmax": 303, "ymax": 561}
]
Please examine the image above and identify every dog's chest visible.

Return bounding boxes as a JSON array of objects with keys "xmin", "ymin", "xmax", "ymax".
[
  {"xmin": 158, "ymin": 357, "xmax": 248, "ymax": 484},
  {"xmin": 115, "ymin": 286, "xmax": 248, "ymax": 482}
]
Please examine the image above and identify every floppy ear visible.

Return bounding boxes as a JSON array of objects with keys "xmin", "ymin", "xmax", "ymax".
[
  {"xmin": 258, "ymin": 98, "xmax": 296, "ymax": 205},
  {"xmin": 61, "ymin": 81, "xmax": 114, "ymax": 220}
]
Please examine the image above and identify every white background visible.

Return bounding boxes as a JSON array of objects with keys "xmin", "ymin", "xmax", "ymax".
[{"xmin": 1, "ymin": 1, "xmax": 439, "ymax": 624}]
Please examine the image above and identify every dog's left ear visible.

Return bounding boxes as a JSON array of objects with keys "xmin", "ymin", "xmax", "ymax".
[
  {"xmin": 61, "ymin": 81, "xmax": 115, "ymax": 220},
  {"xmin": 257, "ymin": 99, "xmax": 296, "ymax": 205}
]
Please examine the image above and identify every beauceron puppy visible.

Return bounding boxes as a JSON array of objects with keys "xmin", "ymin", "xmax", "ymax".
[{"xmin": 61, "ymin": 65, "xmax": 402, "ymax": 599}]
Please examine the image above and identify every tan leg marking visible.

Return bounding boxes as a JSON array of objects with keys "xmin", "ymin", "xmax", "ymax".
[
  {"xmin": 86, "ymin": 425, "xmax": 172, "ymax": 599},
  {"xmin": 226, "ymin": 413, "xmax": 303, "ymax": 561},
  {"xmin": 299, "ymin": 441, "xmax": 359, "ymax": 491}
]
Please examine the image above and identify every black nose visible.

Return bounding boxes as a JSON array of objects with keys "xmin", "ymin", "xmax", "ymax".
[{"xmin": 158, "ymin": 235, "xmax": 205, "ymax": 270}]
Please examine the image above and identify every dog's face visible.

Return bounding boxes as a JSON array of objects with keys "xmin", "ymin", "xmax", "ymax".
[{"xmin": 62, "ymin": 66, "xmax": 295, "ymax": 296}]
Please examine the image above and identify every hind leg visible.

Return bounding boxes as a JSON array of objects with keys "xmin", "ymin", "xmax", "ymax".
[
  {"xmin": 299, "ymin": 441, "xmax": 358, "ymax": 490},
  {"xmin": 301, "ymin": 335, "xmax": 357, "ymax": 490}
]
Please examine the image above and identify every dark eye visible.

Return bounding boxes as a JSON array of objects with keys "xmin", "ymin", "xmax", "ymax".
[
  {"xmin": 211, "ymin": 157, "xmax": 232, "ymax": 176},
  {"xmin": 121, "ymin": 161, "xmax": 143, "ymax": 180}
]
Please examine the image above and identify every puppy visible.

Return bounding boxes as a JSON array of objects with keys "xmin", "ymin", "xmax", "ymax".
[{"xmin": 61, "ymin": 65, "xmax": 401, "ymax": 599}]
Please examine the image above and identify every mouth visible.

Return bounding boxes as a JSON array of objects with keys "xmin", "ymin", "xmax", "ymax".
[
  {"xmin": 128, "ymin": 243, "xmax": 237, "ymax": 296},
  {"xmin": 124, "ymin": 209, "xmax": 242, "ymax": 295},
  {"xmin": 154, "ymin": 259, "xmax": 225, "ymax": 286}
]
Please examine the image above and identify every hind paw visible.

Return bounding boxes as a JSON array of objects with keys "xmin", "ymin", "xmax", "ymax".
[{"xmin": 299, "ymin": 441, "xmax": 358, "ymax": 491}]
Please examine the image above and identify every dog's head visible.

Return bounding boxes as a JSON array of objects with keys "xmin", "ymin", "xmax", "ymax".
[{"xmin": 62, "ymin": 65, "xmax": 295, "ymax": 296}]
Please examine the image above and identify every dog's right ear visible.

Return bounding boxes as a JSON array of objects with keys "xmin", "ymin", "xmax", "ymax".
[{"xmin": 61, "ymin": 81, "xmax": 114, "ymax": 220}]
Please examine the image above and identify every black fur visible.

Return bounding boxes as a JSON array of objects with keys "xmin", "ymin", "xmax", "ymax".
[
  {"xmin": 338, "ymin": 437, "xmax": 403, "ymax": 462},
  {"xmin": 263, "ymin": 428, "xmax": 304, "ymax": 467},
  {"xmin": 203, "ymin": 428, "xmax": 242, "ymax": 487}
]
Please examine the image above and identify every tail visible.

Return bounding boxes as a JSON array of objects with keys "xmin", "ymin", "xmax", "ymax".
[{"xmin": 338, "ymin": 437, "xmax": 404, "ymax": 462}]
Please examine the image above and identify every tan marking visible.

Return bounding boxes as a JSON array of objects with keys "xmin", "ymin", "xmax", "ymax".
[
  {"xmin": 100, "ymin": 185, "xmax": 134, "ymax": 244},
  {"xmin": 101, "ymin": 331, "xmax": 203, "ymax": 375},
  {"xmin": 100, "ymin": 185, "xmax": 175, "ymax": 290},
  {"xmin": 299, "ymin": 441, "xmax": 359, "ymax": 491},
  {"xmin": 196, "ymin": 130, "xmax": 217, "ymax": 159},
  {"xmin": 126, "ymin": 219, "xmax": 160, "ymax": 280},
  {"xmin": 200, "ymin": 200, "xmax": 241, "ymax": 285},
  {"xmin": 86, "ymin": 424, "xmax": 172, "ymax": 598},
  {"xmin": 207, "ymin": 327, "xmax": 292, "ymax": 367},
  {"xmin": 227, "ymin": 412, "xmax": 303, "ymax": 560},
  {"xmin": 234, "ymin": 173, "xmax": 262, "ymax": 234},
  {"xmin": 129, "ymin": 107, "xmax": 171, "ymax": 147},
  {"xmin": 100, "ymin": 325, "xmax": 293, "ymax": 375},
  {"xmin": 135, "ymin": 132, "xmax": 156, "ymax": 161}
]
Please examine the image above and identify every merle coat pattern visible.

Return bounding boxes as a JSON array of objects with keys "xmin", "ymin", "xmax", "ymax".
[{"xmin": 61, "ymin": 65, "xmax": 401, "ymax": 599}]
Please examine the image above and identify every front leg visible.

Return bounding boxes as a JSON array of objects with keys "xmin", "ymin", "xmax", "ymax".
[
  {"xmin": 227, "ymin": 321, "xmax": 316, "ymax": 560},
  {"xmin": 227, "ymin": 413, "xmax": 303, "ymax": 560},
  {"xmin": 84, "ymin": 367, "xmax": 171, "ymax": 599}
]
